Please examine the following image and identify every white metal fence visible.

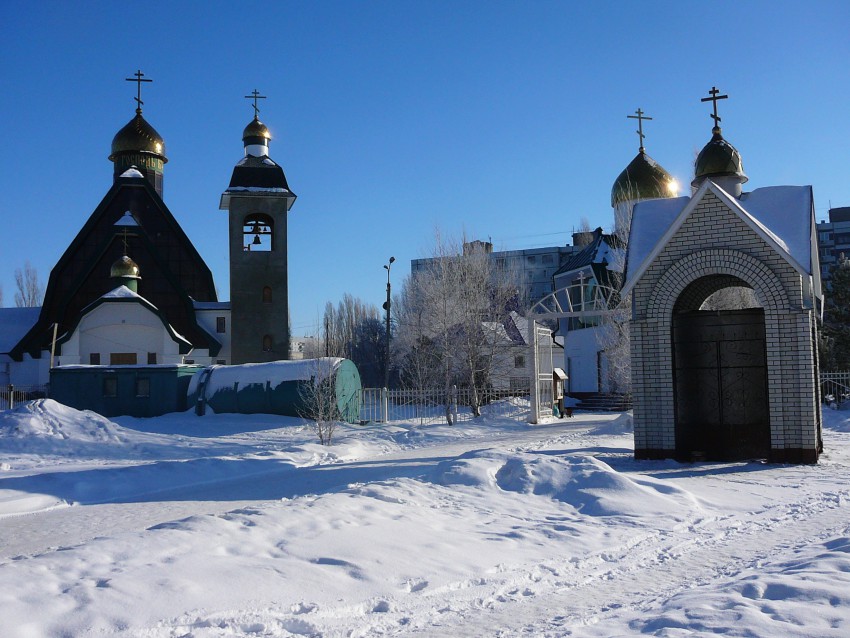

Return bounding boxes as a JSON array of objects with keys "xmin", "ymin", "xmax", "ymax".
[
  {"xmin": 821, "ymin": 371, "xmax": 850, "ymax": 407},
  {"xmin": 360, "ymin": 387, "xmax": 535, "ymax": 425},
  {"xmin": 0, "ymin": 385, "xmax": 49, "ymax": 411}
]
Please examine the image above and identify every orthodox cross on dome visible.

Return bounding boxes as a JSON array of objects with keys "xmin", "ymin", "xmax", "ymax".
[
  {"xmin": 627, "ymin": 108, "xmax": 652, "ymax": 152},
  {"xmin": 701, "ymin": 86, "xmax": 728, "ymax": 130},
  {"xmin": 125, "ymin": 69, "xmax": 152, "ymax": 114},
  {"xmin": 245, "ymin": 89, "xmax": 267, "ymax": 119}
]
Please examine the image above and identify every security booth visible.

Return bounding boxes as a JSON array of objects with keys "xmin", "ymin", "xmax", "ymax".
[{"xmin": 553, "ymin": 368, "xmax": 570, "ymax": 418}]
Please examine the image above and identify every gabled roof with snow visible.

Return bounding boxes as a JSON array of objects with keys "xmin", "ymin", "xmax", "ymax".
[
  {"xmin": 56, "ymin": 286, "xmax": 194, "ymax": 354},
  {"xmin": 623, "ymin": 180, "xmax": 816, "ymax": 297}
]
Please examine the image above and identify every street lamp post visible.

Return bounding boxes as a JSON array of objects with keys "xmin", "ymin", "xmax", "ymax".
[{"xmin": 383, "ymin": 256, "xmax": 395, "ymax": 390}]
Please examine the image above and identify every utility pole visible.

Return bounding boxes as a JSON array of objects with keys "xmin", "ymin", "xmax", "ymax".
[{"xmin": 383, "ymin": 256, "xmax": 395, "ymax": 389}]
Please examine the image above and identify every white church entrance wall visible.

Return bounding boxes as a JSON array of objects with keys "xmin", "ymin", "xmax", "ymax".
[{"xmin": 627, "ymin": 185, "xmax": 821, "ymax": 463}]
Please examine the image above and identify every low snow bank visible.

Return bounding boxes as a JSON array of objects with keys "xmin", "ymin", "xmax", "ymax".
[{"xmin": 0, "ymin": 399, "xmax": 124, "ymax": 451}]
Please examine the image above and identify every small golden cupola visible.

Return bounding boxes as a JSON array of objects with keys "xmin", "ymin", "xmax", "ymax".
[
  {"xmin": 611, "ymin": 108, "xmax": 678, "ymax": 208},
  {"xmin": 108, "ymin": 70, "xmax": 168, "ymax": 197},
  {"xmin": 110, "ymin": 255, "xmax": 142, "ymax": 293}
]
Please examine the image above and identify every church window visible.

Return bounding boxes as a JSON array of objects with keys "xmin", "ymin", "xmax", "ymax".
[
  {"xmin": 542, "ymin": 254, "xmax": 553, "ymax": 264},
  {"xmin": 147, "ymin": 352, "xmax": 157, "ymax": 364},
  {"xmin": 110, "ymin": 353, "xmax": 137, "ymax": 365},
  {"xmin": 263, "ymin": 335, "xmax": 273, "ymax": 352},
  {"xmin": 527, "ymin": 255, "xmax": 536, "ymax": 264},
  {"xmin": 90, "ymin": 353, "xmax": 101, "ymax": 365},
  {"xmin": 243, "ymin": 214, "xmax": 274, "ymax": 251},
  {"xmin": 103, "ymin": 377, "xmax": 117, "ymax": 398},
  {"xmin": 216, "ymin": 316, "xmax": 227, "ymax": 333},
  {"xmin": 262, "ymin": 287, "xmax": 272, "ymax": 303},
  {"xmin": 135, "ymin": 378, "xmax": 150, "ymax": 398}
]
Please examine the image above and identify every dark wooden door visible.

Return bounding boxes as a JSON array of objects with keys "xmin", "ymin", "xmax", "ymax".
[{"xmin": 672, "ymin": 309, "xmax": 770, "ymax": 460}]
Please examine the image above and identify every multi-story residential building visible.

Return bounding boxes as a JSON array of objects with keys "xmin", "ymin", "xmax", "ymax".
[
  {"xmin": 411, "ymin": 240, "xmax": 580, "ymax": 307},
  {"xmin": 817, "ymin": 207, "xmax": 850, "ymax": 291}
]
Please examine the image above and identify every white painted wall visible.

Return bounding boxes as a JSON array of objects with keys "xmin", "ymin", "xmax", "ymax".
[
  {"xmin": 563, "ymin": 325, "xmax": 604, "ymax": 393},
  {"xmin": 61, "ymin": 302, "xmax": 184, "ymax": 365},
  {"xmin": 194, "ymin": 308, "xmax": 231, "ymax": 364}
]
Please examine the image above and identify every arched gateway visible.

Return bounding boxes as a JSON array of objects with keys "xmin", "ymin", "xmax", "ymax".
[{"xmin": 622, "ymin": 181, "xmax": 823, "ymax": 463}]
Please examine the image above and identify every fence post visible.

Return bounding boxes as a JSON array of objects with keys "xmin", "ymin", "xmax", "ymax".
[
  {"xmin": 451, "ymin": 385, "xmax": 458, "ymax": 423},
  {"xmin": 381, "ymin": 387, "xmax": 388, "ymax": 423},
  {"xmin": 528, "ymin": 319, "xmax": 539, "ymax": 424},
  {"xmin": 9, "ymin": 385, "xmax": 14, "ymax": 411}
]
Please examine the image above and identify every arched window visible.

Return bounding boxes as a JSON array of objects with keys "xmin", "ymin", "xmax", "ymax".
[
  {"xmin": 262, "ymin": 286, "xmax": 272, "ymax": 303},
  {"xmin": 243, "ymin": 214, "xmax": 274, "ymax": 252},
  {"xmin": 262, "ymin": 335, "xmax": 273, "ymax": 352}
]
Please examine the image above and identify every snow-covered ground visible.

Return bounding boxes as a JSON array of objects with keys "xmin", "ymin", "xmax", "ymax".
[{"xmin": 1, "ymin": 400, "xmax": 849, "ymax": 637}]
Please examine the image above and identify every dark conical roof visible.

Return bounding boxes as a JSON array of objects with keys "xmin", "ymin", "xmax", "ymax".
[
  {"xmin": 109, "ymin": 111, "xmax": 167, "ymax": 161},
  {"xmin": 692, "ymin": 126, "xmax": 746, "ymax": 187},
  {"xmin": 611, "ymin": 150, "xmax": 676, "ymax": 207}
]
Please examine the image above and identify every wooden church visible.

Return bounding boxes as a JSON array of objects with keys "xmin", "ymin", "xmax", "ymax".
[{"xmin": 0, "ymin": 73, "xmax": 297, "ymax": 410}]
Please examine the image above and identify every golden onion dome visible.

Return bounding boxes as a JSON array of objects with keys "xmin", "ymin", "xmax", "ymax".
[
  {"xmin": 110, "ymin": 255, "xmax": 142, "ymax": 280},
  {"xmin": 692, "ymin": 126, "xmax": 747, "ymax": 186},
  {"xmin": 611, "ymin": 150, "xmax": 677, "ymax": 207},
  {"xmin": 243, "ymin": 116, "xmax": 271, "ymax": 142},
  {"xmin": 109, "ymin": 111, "xmax": 167, "ymax": 161}
]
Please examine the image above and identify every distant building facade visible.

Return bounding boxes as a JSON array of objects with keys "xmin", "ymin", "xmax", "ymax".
[
  {"xmin": 816, "ymin": 206, "xmax": 850, "ymax": 291},
  {"xmin": 411, "ymin": 241, "xmax": 578, "ymax": 307}
]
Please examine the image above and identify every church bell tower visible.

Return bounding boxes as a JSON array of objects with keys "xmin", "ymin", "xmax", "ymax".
[{"xmin": 220, "ymin": 91, "xmax": 297, "ymax": 364}]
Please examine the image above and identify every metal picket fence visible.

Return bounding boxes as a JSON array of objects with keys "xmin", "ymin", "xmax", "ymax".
[
  {"xmin": 360, "ymin": 386, "xmax": 534, "ymax": 425},
  {"xmin": 0, "ymin": 385, "xmax": 49, "ymax": 411},
  {"xmin": 821, "ymin": 371, "xmax": 850, "ymax": 408}
]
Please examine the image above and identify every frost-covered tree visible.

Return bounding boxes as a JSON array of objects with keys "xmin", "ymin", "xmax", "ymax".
[
  {"xmin": 319, "ymin": 294, "xmax": 384, "ymax": 386},
  {"xmin": 393, "ymin": 231, "xmax": 521, "ymax": 421},
  {"xmin": 297, "ymin": 358, "xmax": 343, "ymax": 446}
]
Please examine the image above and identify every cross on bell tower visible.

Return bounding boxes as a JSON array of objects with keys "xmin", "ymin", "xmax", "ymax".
[{"xmin": 245, "ymin": 89, "xmax": 266, "ymax": 119}]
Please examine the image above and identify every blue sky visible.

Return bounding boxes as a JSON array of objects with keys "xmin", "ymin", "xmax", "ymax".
[{"xmin": 1, "ymin": 1, "xmax": 848, "ymax": 336}]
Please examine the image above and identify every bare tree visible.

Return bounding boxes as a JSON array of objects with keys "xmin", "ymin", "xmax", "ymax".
[
  {"xmin": 14, "ymin": 261, "xmax": 44, "ymax": 307},
  {"xmin": 701, "ymin": 286, "xmax": 760, "ymax": 310},
  {"xmin": 298, "ymin": 358, "xmax": 343, "ymax": 445},
  {"xmin": 318, "ymin": 295, "xmax": 384, "ymax": 386},
  {"xmin": 394, "ymin": 230, "xmax": 521, "ymax": 421}
]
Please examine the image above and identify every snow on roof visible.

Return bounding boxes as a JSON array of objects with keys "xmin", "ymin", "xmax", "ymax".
[
  {"xmin": 114, "ymin": 211, "xmax": 139, "ymax": 227},
  {"xmin": 119, "ymin": 167, "xmax": 144, "ymax": 179},
  {"xmin": 102, "ymin": 285, "xmax": 142, "ymax": 299},
  {"xmin": 0, "ymin": 307, "xmax": 41, "ymax": 354},
  {"xmin": 739, "ymin": 186, "xmax": 813, "ymax": 271},
  {"xmin": 224, "ymin": 186, "xmax": 290, "ymax": 193},
  {"xmin": 625, "ymin": 195, "xmax": 690, "ymax": 286},
  {"xmin": 193, "ymin": 300, "xmax": 231, "ymax": 311},
  {"xmin": 196, "ymin": 358, "xmax": 346, "ymax": 399},
  {"xmin": 625, "ymin": 182, "xmax": 814, "ymax": 293}
]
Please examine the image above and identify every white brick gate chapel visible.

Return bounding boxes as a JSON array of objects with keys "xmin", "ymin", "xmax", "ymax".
[{"xmin": 622, "ymin": 179, "xmax": 823, "ymax": 463}]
